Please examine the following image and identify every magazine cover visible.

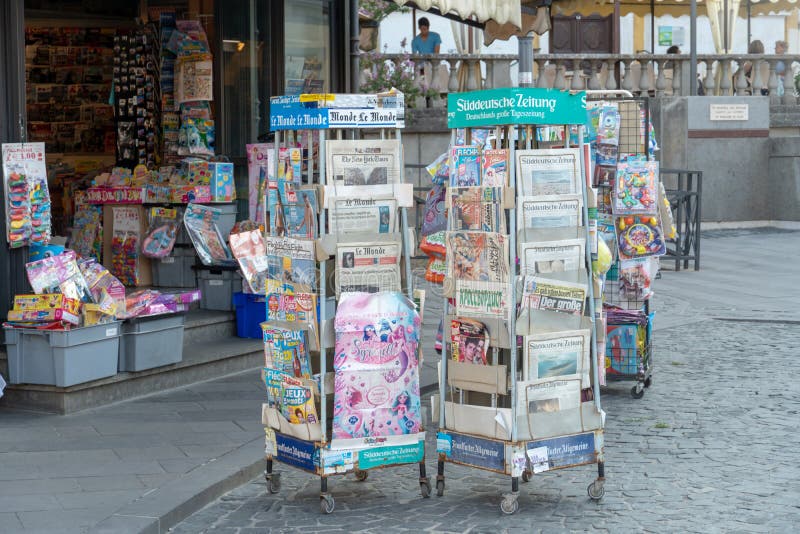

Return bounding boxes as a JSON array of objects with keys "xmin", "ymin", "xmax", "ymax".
[
  {"xmin": 519, "ymin": 238, "xmax": 585, "ymax": 276},
  {"xmin": 328, "ymin": 197, "xmax": 397, "ymax": 235},
  {"xmin": 520, "ymin": 274, "xmax": 587, "ymax": 316},
  {"xmin": 446, "ymin": 231, "xmax": 510, "ymax": 282},
  {"xmin": 523, "ymin": 329, "xmax": 591, "ymax": 386},
  {"xmin": 267, "ymin": 147, "xmax": 303, "ymax": 216},
  {"xmin": 263, "ymin": 326, "xmax": 312, "ymax": 378},
  {"xmin": 453, "ymin": 280, "xmax": 511, "ymax": 319},
  {"xmin": 517, "ymin": 194, "xmax": 583, "ymax": 230},
  {"xmin": 281, "ymin": 375, "xmax": 318, "ymax": 424},
  {"xmin": 450, "ymin": 145, "xmax": 481, "ymax": 187},
  {"xmin": 481, "ymin": 148, "xmax": 508, "ymax": 187},
  {"xmin": 332, "ymin": 292, "xmax": 422, "ymax": 443},
  {"xmin": 246, "ymin": 143, "xmax": 270, "ymax": 223},
  {"xmin": 265, "ymin": 235, "xmax": 316, "ymax": 290},
  {"xmin": 184, "ymin": 203, "xmax": 233, "ymax": 265},
  {"xmin": 447, "ymin": 186, "xmax": 505, "ymax": 233},
  {"xmin": 335, "ymin": 241, "xmax": 401, "ymax": 296},
  {"xmin": 325, "ymin": 139, "xmax": 401, "ymax": 192},
  {"xmin": 516, "ymin": 148, "xmax": 581, "ymax": 196},
  {"xmin": 450, "ymin": 317, "xmax": 490, "ymax": 364},
  {"xmin": 229, "ymin": 230, "xmax": 268, "ymax": 294},
  {"xmin": 270, "ymin": 188, "xmax": 317, "ymax": 239},
  {"xmin": 265, "ymin": 280, "xmax": 317, "ymax": 325}
]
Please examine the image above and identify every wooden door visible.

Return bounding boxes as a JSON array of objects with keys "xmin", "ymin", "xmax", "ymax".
[{"xmin": 551, "ymin": 15, "xmax": 613, "ymax": 54}]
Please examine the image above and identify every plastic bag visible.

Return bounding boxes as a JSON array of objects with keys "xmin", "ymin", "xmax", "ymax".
[
  {"xmin": 183, "ymin": 203, "xmax": 233, "ymax": 266},
  {"xmin": 419, "ymin": 230, "xmax": 446, "ymax": 259},
  {"xmin": 142, "ymin": 207, "xmax": 179, "ymax": 258},
  {"xmin": 420, "ymin": 184, "xmax": 446, "ymax": 237}
]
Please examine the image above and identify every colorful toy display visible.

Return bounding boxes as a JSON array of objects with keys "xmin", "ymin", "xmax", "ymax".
[
  {"xmin": 142, "ymin": 207, "xmax": 179, "ymax": 258},
  {"xmin": 615, "ymin": 214, "xmax": 666, "ymax": 259},
  {"xmin": 183, "ymin": 203, "xmax": 233, "ymax": 265},
  {"xmin": 613, "ymin": 160, "xmax": 658, "ymax": 215}
]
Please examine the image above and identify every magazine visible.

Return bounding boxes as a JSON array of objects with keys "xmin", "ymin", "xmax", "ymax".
[
  {"xmin": 516, "ymin": 148, "xmax": 581, "ymax": 196},
  {"xmin": 454, "ymin": 280, "xmax": 511, "ymax": 320},
  {"xmin": 328, "ymin": 197, "xmax": 397, "ymax": 235},
  {"xmin": 450, "ymin": 317, "xmax": 490, "ymax": 364},
  {"xmin": 229, "ymin": 230, "xmax": 268, "ymax": 294},
  {"xmin": 265, "ymin": 236, "xmax": 316, "ymax": 290},
  {"xmin": 523, "ymin": 329, "xmax": 590, "ymax": 386},
  {"xmin": 446, "ymin": 231, "xmax": 510, "ymax": 282},
  {"xmin": 270, "ymin": 187, "xmax": 317, "ymax": 239},
  {"xmin": 246, "ymin": 143, "xmax": 270, "ymax": 223},
  {"xmin": 450, "ymin": 145, "xmax": 481, "ymax": 187},
  {"xmin": 267, "ymin": 147, "xmax": 303, "ymax": 209},
  {"xmin": 447, "ymin": 187, "xmax": 505, "ymax": 233},
  {"xmin": 517, "ymin": 194, "xmax": 583, "ymax": 230},
  {"xmin": 481, "ymin": 148, "xmax": 508, "ymax": 187},
  {"xmin": 281, "ymin": 375, "xmax": 318, "ymax": 424},
  {"xmin": 325, "ymin": 140, "xmax": 402, "ymax": 194},
  {"xmin": 183, "ymin": 203, "xmax": 233, "ymax": 266},
  {"xmin": 263, "ymin": 326, "xmax": 312, "ymax": 378},
  {"xmin": 335, "ymin": 241, "xmax": 401, "ymax": 296},
  {"xmin": 520, "ymin": 273, "xmax": 587, "ymax": 316},
  {"xmin": 265, "ymin": 280, "xmax": 318, "ymax": 325}
]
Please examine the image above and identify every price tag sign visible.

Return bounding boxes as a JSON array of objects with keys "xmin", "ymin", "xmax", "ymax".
[{"xmin": 527, "ymin": 446, "xmax": 550, "ymax": 474}]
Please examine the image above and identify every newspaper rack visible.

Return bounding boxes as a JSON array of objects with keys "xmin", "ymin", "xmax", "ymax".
[
  {"xmin": 264, "ymin": 93, "xmax": 429, "ymax": 515},
  {"xmin": 434, "ymin": 88, "xmax": 606, "ymax": 514}
]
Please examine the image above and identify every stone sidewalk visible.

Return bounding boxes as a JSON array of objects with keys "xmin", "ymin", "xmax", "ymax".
[{"xmin": 0, "ymin": 228, "xmax": 797, "ymax": 533}]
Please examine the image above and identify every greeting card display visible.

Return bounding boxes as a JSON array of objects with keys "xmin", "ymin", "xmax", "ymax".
[{"xmin": 332, "ymin": 292, "xmax": 422, "ymax": 444}]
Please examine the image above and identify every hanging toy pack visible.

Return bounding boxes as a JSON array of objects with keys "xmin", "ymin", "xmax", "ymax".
[
  {"xmin": 183, "ymin": 203, "xmax": 233, "ymax": 265},
  {"xmin": 2, "ymin": 143, "xmax": 52, "ymax": 248},
  {"xmin": 142, "ymin": 207, "xmax": 179, "ymax": 258},
  {"xmin": 110, "ymin": 206, "xmax": 142, "ymax": 286}
]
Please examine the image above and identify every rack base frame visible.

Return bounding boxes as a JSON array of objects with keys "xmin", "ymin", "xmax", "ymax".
[
  {"xmin": 264, "ymin": 431, "xmax": 431, "ymax": 514},
  {"xmin": 435, "ymin": 428, "xmax": 605, "ymax": 514}
]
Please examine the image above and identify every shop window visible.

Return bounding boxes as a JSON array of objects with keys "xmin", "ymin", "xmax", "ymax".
[{"xmin": 284, "ymin": 0, "xmax": 331, "ymax": 95}]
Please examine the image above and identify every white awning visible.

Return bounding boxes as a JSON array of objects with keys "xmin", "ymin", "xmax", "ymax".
[
  {"xmin": 393, "ymin": 0, "xmax": 523, "ymax": 29},
  {"xmin": 552, "ymin": 0, "xmax": 798, "ymax": 17}
]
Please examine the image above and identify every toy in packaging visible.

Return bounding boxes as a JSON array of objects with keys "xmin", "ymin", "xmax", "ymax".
[
  {"xmin": 450, "ymin": 317, "xmax": 489, "ymax": 364},
  {"xmin": 184, "ymin": 203, "xmax": 234, "ymax": 265},
  {"xmin": 246, "ymin": 143, "xmax": 270, "ymax": 223},
  {"xmin": 615, "ymin": 215, "xmax": 666, "ymax": 259},
  {"xmin": 25, "ymin": 251, "xmax": 93, "ymax": 303},
  {"xmin": 419, "ymin": 230, "xmax": 446, "ymax": 259},
  {"xmin": 110, "ymin": 206, "xmax": 142, "ymax": 286},
  {"xmin": 209, "ymin": 161, "xmax": 235, "ymax": 202},
  {"xmin": 618, "ymin": 257, "xmax": 655, "ymax": 301},
  {"xmin": 605, "ymin": 322, "xmax": 645, "ymax": 376},
  {"xmin": 332, "ymin": 292, "xmax": 422, "ymax": 441},
  {"xmin": 2, "ymin": 143, "xmax": 52, "ymax": 248},
  {"xmin": 78, "ymin": 258, "xmax": 126, "ymax": 310},
  {"xmin": 482, "ymin": 148, "xmax": 508, "ymax": 186},
  {"xmin": 70, "ymin": 205, "xmax": 103, "ymax": 259},
  {"xmin": 178, "ymin": 118, "xmax": 215, "ymax": 156},
  {"xmin": 142, "ymin": 207, "xmax": 179, "ymax": 258},
  {"xmin": 613, "ymin": 160, "xmax": 658, "ymax": 214}
]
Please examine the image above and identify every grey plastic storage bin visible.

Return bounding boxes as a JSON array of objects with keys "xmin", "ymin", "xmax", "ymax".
[
  {"xmin": 118, "ymin": 314, "xmax": 185, "ymax": 372},
  {"xmin": 3, "ymin": 323, "xmax": 121, "ymax": 387},
  {"xmin": 198, "ymin": 269, "xmax": 242, "ymax": 311},
  {"xmin": 152, "ymin": 247, "xmax": 197, "ymax": 288}
]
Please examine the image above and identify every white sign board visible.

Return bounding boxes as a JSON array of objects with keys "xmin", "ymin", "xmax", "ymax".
[{"xmin": 709, "ymin": 104, "xmax": 749, "ymax": 121}]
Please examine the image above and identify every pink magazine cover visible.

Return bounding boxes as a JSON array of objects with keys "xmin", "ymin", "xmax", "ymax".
[{"xmin": 332, "ymin": 292, "xmax": 422, "ymax": 440}]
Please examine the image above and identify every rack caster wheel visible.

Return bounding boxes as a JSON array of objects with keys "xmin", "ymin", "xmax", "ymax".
[
  {"xmin": 587, "ymin": 480, "xmax": 605, "ymax": 501},
  {"xmin": 500, "ymin": 495, "xmax": 519, "ymax": 515},
  {"xmin": 436, "ymin": 479, "xmax": 445, "ymax": 497},
  {"xmin": 420, "ymin": 478, "xmax": 432, "ymax": 498},
  {"xmin": 266, "ymin": 473, "xmax": 281, "ymax": 494},
  {"xmin": 354, "ymin": 469, "xmax": 368, "ymax": 482},
  {"xmin": 320, "ymin": 494, "xmax": 335, "ymax": 514},
  {"xmin": 644, "ymin": 376, "xmax": 652, "ymax": 388},
  {"xmin": 631, "ymin": 385, "xmax": 645, "ymax": 399},
  {"xmin": 521, "ymin": 469, "xmax": 532, "ymax": 483}
]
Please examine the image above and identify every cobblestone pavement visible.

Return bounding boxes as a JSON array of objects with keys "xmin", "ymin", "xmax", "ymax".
[{"xmin": 172, "ymin": 319, "xmax": 800, "ymax": 533}]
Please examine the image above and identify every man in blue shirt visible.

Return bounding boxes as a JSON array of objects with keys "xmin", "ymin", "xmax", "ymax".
[{"xmin": 411, "ymin": 17, "xmax": 441, "ymax": 54}]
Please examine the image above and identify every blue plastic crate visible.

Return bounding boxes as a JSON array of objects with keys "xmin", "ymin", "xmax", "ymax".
[{"xmin": 233, "ymin": 292, "xmax": 266, "ymax": 339}]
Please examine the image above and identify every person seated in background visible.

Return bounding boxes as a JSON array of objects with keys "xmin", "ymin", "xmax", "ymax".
[
  {"xmin": 411, "ymin": 17, "xmax": 441, "ymax": 55},
  {"xmin": 739, "ymin": 40, "xmax": 769, "ymax": 95}
]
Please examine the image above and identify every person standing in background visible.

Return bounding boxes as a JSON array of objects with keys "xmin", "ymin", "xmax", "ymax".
[
  {"xmin": 411, "ymin": 17, "xmax": 441, "ymax": 55},
  {"xmin": 775, "ymin": 40, "xmax": 788, "ymax": 96}
]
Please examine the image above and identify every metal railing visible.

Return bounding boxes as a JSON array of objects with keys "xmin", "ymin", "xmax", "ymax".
[{"xmin": 662, "ymin": 169, "xmax": 702, "ymax": 272}]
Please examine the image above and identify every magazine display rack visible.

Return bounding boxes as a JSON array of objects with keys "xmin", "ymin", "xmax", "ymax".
[
  {"xmin": 586, "ymin": 91, "xmax": 667, "ymax": 398},
  {"xmin": 433, "ymin": 88, "xmax": 606, "ymax": 514},
  {"xmin": 262, "ymin": 93, "xmax": 430, "ymax": 515}
]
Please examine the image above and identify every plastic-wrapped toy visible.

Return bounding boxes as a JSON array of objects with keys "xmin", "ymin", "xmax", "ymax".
[
  {"xmin": 183, "ymin": 203, "xmax": 233, "ymax": 266},
  {"xmin": 612, "ymin": 160, "xmax": 658, "ymax": 215},
  {"xmin": 142, "ymin": 207, "xmax": 179, "ymax": 258},
  {"xmin": 616, "ymin": 215, "xmax": 666, "ymax": 259}
]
